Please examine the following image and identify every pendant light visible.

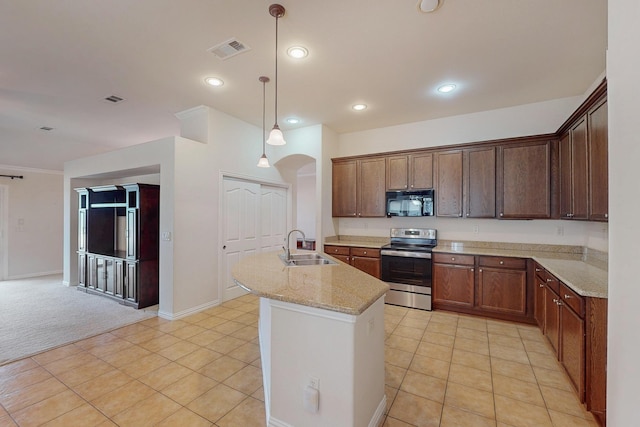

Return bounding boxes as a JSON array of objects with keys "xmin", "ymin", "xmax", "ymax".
[
  {"xmin": 417, "ymin": 0, "xmax": 443, "ymax": 13},
  {"xmin": 257, "ymin": 76, "xmax": 271, "ymax": 168},
  {"xmin": 266, "ymin": 4, "xmax": 286, "ymax": 146}
]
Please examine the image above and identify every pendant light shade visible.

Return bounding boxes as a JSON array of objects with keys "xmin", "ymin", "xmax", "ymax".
[
  {"xmin": 266, "ymin": 4, "xmax": 286, "ymax": 146},
  {"xmin": 257, "ymin": 76, "xmax": 271, "ymax": 168}
]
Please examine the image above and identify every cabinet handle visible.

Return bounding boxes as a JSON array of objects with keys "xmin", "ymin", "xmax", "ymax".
[
  {"xmin": 564, "ymin": 294, "xmax": 572, "ymax": 299},
  {"xmin": 557, "ymin": 300, "xmax": 563, "ymax": 306},
  {"xmin": 605, "ymin": 213, "xmax": 608, "ymax": 218},
  {"xmin": 535, "ymin": 268, "xmax": 542, "ymax": 272},
  {"xmin": 471, "ymin": 268, "xmax": 474, "ymax": 272},
  {"xmin": 499, "ymin": 213, "xmax": 504, "ymax": 217},
  {"xmin": 363, "ymin": 251, "xmax": 367, "ymax": 255},
  {"xmin": 451, "ymin": 257, "xmax": 456, "ymax": 261},
  {"xmin": 499, "ymin": 261, "xmax": 504, "ymax": 265},
  {"xmin": 552, "ymin": 298, "xmax": 558, "ymax": 303},
  {"xmin": 539, "ymin": 283, "xmax": 544, "ymax": 288},
  {"xmin": 458, "ymin": 212, "xmax": 462, "ymax": 217},
  {"xmin": 546, "ymin": 278, "xmax": 553, "ymax": 282},
  {"xmin": 479, "ymin": 269, "xmax": 483, "ymax": 272}
]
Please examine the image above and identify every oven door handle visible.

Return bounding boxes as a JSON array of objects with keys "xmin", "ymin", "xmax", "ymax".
[{"xmin": 381, "ymin": 249, "xmax": 432, "ymax": 259}]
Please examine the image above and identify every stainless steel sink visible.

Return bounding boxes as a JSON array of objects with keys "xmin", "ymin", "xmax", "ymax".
[{"xmin": 279, "ymin": 253, "xmax": 338, "ymax": 267}]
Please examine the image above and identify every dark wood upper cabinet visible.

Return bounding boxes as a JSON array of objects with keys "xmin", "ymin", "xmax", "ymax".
[
  {"xmin": 588, "ymin": 97, "xmax": 608, "ymax": 221},
  {"xmin": 560, "ymin": 118, "xmax": 589, "ymax": 219},
  {"xmin": 435, "ymin": 150, "xmax": 463, "ymax": 217},
  {"xmin": 464, "ymin": 146, "xmax": 496, "ymax": 218},
  {"xmin": 332, "ymin": 157, "xmax": 386, "ymax": 217},
  {"xmin": 386, "ymin": 151, "xmax": 433, "ymax": 191},
  {"xmin": 498, "ymin": 140, "xmax": 553, "ymax": 219}
]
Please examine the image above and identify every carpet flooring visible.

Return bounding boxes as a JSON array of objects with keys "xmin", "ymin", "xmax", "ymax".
[{"xmin": 0, "ymin": 274, "xmax": 156, "ymax": 365}]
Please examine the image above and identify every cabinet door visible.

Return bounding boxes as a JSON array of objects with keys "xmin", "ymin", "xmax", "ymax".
[
  {"xmin": 87, "ymin": 255, "xmax": 97, "ymax": 289},
  {"xmin": 95, "ymin": 257, "xmax": 106, "ymax": 292},
  {"xmin": 78, "ymin": 254, "xmax": 87, "ymax": 287},
  {"xmin": 351, "ymin": 256, "xmax": 381, "ymax": 278},
  {"xmin": 104, "ymin": 258, "xmax": 115, "ymax": 295},
  {"xmin": 409, "ymin": 152, "xmax": 433, "ymax": 190},
  {"xmin": 544, "ymin": 286, "xmax": 561, "ymax": 354},
  {"xmin": 559, "ymin": 133, "xmax": 572, "ymax": 218},
  {"xmin": 498, "ymin": 141, "xmax": 552, "ymax": 219},
  {"xmin": 534, "ymin": 268, "xmax": 546, "ymax": 329},
  {"xmin": 433, "ymin": 263, "xmax": 474, "ymax": 307},
  {"xmin": 126, "ymin": 262, "xmax": 137, "ymax": 303},
  {"xmin": 387, "ymin": 155, "xmax": 408, "ymax": 190},
  {"xmin": 561, "ymin": 303, "xmax": 586, "ymax": 402},
  {"xmin": 435, "ymin": 150, "xmax": 463, "ymax": 217},
  {"xmin": 588, "ymin": 98, "xmax": 608, "ymax": 221},
  {"xmin": 126, "ymin": 209, "xmax": 137, "ymax": 259},
  {"xmin": 478, "ymin": 267, "xmax": 527, "ymax": 315},
  {"xmin": 358, "ymin": 157, "xmax": 386, "ymax": 217},
  {"xmin": 570, "ymin": 117, "xmax": 589, "ymax": 220},
  {"xmin": 114, "ymin": 259, "xmax": 124, "ymax": 298},
  {"xmin": 332, "ymin": 160, "xmax": 357, "ymax": 217},
  {"xmin": 465, "ymin": 147, "xmax": 496, "ymax": 218},
  {"xmin": 78, "ymin": 209, "xmax": 87, "ymax": 252}
]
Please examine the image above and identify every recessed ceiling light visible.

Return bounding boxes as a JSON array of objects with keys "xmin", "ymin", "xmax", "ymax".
[
  {"xmin": 352, "ymin": 104, "xmax": 367, "ymax": 111},
  {"xmin": 437, "ymin": 84, "xmax": 457, "ymax": 93},
  {"xmin": 205, "ymin": 77, "xmax": 224, "ymax": 87},
  {"xmin": 287, "ymin": 46, "xmax": 308, "ymax": 59},
  {"xmin": 286, "ymin": 117, "xmax": 301, "ymax": 124}
]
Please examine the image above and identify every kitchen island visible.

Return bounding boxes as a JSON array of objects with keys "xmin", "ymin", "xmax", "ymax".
[{"xmin": 232, "ymin": 250, "xmax": 389, "ymax": 427}]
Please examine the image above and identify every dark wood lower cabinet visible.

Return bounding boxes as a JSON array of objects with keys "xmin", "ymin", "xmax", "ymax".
[
  {"xmin": 561, "ymin": 300, "xmax": 585, "ymax": 401},
  {"xmin": 324, "ymin": 245, "xmax": 381, "ymax": 279},
  {"xmin": 478, "ymin": 266, "xmax": 526, "ymax": 315},
  {"xmin": 432, "ymin": 261, "xmax": 475, "ymax": 307},
  {"xmin": 544, "ymin": 284, "xmax": 561, "ymax": 354}
]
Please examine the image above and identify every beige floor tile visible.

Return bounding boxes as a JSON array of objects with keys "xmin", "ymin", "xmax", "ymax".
[
  {"xmin": 532, "ymin": 366, "xmax": 574, "ymax": 391},
  {"xmin": 386, "ymin": 335, "xmax": 420, "ymax": 353},
  {"xmin": 385, "ymin": 313, "xmax": 404, "ymax": 326},
  {"xmin": 385, "ymin": 385, "xmax": 398, "ymax": 413},
  {"xmin": 415, "ymin": 341, "xmax": 453, "ymax": 362},
  {"xmin": 489, "ymin": 334, "xmax": 525, "ymax": 350},
  {"xmin": 110, "ymin": 323, "xmax": 152, "ymax": 338},
  {"xmin": 451, "ymin": 349, "xmax": 491, "ymax": 372},
  {"xmin": 160, "ymin": 372, "xmax": 218, "ymax": 406},
  {"xmin": 222, "ymin": 365, "xmax": 263, "ymax": 395},
  {"xmin": 489, "ymin": 344, "xmax": 530, "ymax": 365},
  {"xmin": 385, "ymin": 364, "xmax": 407, "ymax": 389},
  {"xmin": 448, "ymin": 363, "xmax": 493, "ymax": 392},
  {"xmin": 187, "ymin": 383, "xmax": 247, "ymax": 423},
  {"xmin": 198, "ymin": 355, "xmax": 247, "ymax": 382},
  {"xmin": 441, "ymin": 405, "xmax": 497, "ymax": 427},
  {"xmin": 491, "ymin": 358, "xmax": 537, "ymax": 383},
  {"xmin": 227, "ymin": 342, "xmax": 261, "ymax": 364},
  {"xmin": 121, "ymin": 328, "xmax": 166, "ymax": 345},
  {"xmin": 207, "ymin": 336, "xmax": 246, "ymax": 354},
  {"xmin": 71, "ymin": 369, "xmax": 133, "ymax": 401},
  {"xmin": 119, "ymin": 353, "xmax": 172, "ymax": 379},
  {"xmin": 548, "ymin": 409, "xmax": 599, "ymax": 427},
  {"xmin": 526, "ymin": 351, "xmax": 562, "ymax": 371},
  {"xmin": 181, "ymin": 312, "xmax": 212, "ymax": 325},
  {"xmin": 187, "ymin": 329, "xmax": 225, "ymax": 347},
  {"xmin": 112, "ymin": 392, "xmax": 182, "ymax": 427},
  {"xmin": 252, "ymin": 385, "xmax": 265, "ymax": 402},
  {"xmin": 454, "ymin": 336, "xmax": 490, "ymax": 355},
  {"xmin": 234, "ymin": 313, "xmax": 259, "ymax": 326},
  {"xmin": 98, "ymin": 344, "xmax": 152, "ymax": 368},
  {"xmin": 196, "ymin": 315, "xmax": 229, "ymax": 329},
  {"xmin": 11, "ymin": 389, "xmax": 85, "ymax": 427},
  {"xmin": 212, "ymin": 320, "xmax": 246, "ymax": 335},
  {"xmin": 445, "ymin": 382, "xmax": 495, "ymax": 419},
  {"xmin": 0, "ymin": 414, "xmax": 17, "ymax": 426},
  {"xmin": 398, "ymin": 316, "xmax": 429, "ymax": 329},
  {"xmin": 156, "ymin": 340, "xmax": 200, "ymax": 361},
  {"xmin": 41, "ymin": 403, "xmax": 110, "ymax": 427},
  {"xmin": 383, "ymin": 416, "xmax": 415, "ymax": 426},
  {"xmin": 54, "ymin": 358, "xmax": 114, "ymax": 387},
  {"xmin": 230, "ymin": 325, "xmax": 259, "ymax": 341},
  {"xmin": 430, "ymin": 312, "xmax": 459, "ymax": 325},
  {"xmin": 40, "ymin": 352, "xmax": 98, "ymax": 376},
  {"xmin": 138, "ymin": 362, "xmax": 193, "ymax": 391},
  {"xmin": 492, "ymin": 374, "xmax": 545, "ymax": 407},
  {"xmin": 176, "ymin": 347, "xmax": 223, "ymax": 371},
  {"xmin": 495, "ymin": 394, "xmax": 553, "ymax": 427},
  {"xmin": 393, "ymin": 325, "xmax": 425, "ymax": 340},
  {"xmin": 457, "ymin": 317, "xmax": 488, "ymax": 332},
  {"xmin": 155, "ymin": 407, "xmax": 213, "ymax": 427},
  {"xmin": 539, "ymin": 385, "xmax": 592, "ymax": 419},
  {"xmin": 215, "ymin": 309, "xmax": 245, "ymax": 321},
  {"xmin": 0, "ymin": 358, "xmax": 39, "ymax": 378},
  {"xmin": 410, "ymin": 354, "xmax": 450, "ymax": 380},
  {"xmin": 155, "ymin": 319, "xmax": 191, "ymax": 334},
  {"xmin": 216, "ymin": 396, "xmax": 265, "ymax": 427},
  {"xmin": 518, "ymin": 328, "xmax": 547, "ymax": 342},
  {"xmin": 422, "ymin": 331, "xmax": 455, "ymax": 347},
  {"xmin": 138, "ymin": 334, "xmax": 182, "ymax": 353},
  {"xmin": 0, "ymin": 377, "xmax": 68, "ymax": 413},
  {"xmin": 426, "ymin": 321, "xmax": 457, "ymax": 336},
  {"xmin": 90, "ymin": 380, "xmax": 156, "ymax": 418},
  {"xmin": 388, "ymin": 390, "xmax": 442, "ymax": 427},
  {"xmin": 0, "ymin": 366, "xmax": 53, "ymax": 395},
  {"xmin": 385, "ymin": 347, "xmax": 414, "ymax": 369},
  {"xmin": 385, "ymin": 305, "xmax": 409, "ymax": 317},
  {"xmin": 405, "ymin": 309, "xmax": 432, "ymax": 321},
  {"xmin": 522, "ymin": 339, "xmax": 555, "ymax": 356},
  {"xmin": 84, "ymin": 336, "xmax": 135, "ymax": 358},
  {"xmin": 31, "ymin": 344, "xmax": 83, "ymax": 366},
  {"xmin": 169, "ymin": 324, "xmax": 208, "ymax": 340},
  {"xmin": 456, "ymin": 327, "xmax": 489, "ymax": 342},
  {"xmin": 487, "ymin": 323, "xmax": 521, "ymax": 338},
  {"xmin": 400, "ymin": 370, "xmax": 447, "ymax": 403}
]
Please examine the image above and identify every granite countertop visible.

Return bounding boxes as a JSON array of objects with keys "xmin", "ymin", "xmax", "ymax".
[
  {"xmin": 434, "ymin": 242, "xmax": 608, "ymax": 299},
  {"xmin": 231, "ymin": 250, "xmax": 390, "ymax": 315},
  {"xmin": 324, "ymin": 236, "xmax": 388, "ymax": 249}
]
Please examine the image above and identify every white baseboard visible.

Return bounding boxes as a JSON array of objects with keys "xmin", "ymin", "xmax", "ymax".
[
  {"xmin": 158, "ymin": 299, "xmax": 221, "ymax": 320},
  {"xmin": 6, "ymin": 270, "xmax": 63, "ymax": 280},
  {"xmin": 369, "ymin": 395, "xmax": 387, "ymax": 427}
]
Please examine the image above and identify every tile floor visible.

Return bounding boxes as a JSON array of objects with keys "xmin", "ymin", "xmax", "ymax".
[{"xmin": 0, "ymin": 295, "xmax": 599, "ymax": 426}]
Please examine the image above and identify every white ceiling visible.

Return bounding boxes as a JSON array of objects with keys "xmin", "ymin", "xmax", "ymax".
[{"xmin": 0, "ymin": 0, "xmax": 607, "ymax": 171}]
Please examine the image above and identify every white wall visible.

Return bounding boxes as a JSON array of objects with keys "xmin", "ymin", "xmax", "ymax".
[
  {"xmin": 336, "ymin": 94, "xmax": 609, "ymax": 250},
  {"xmin": 606, "ymin": 0, "xmax": 640, "ymax": 424},
  {"xmin": 296, "ymin": 171, "xmax": 316, "ymax": 240},
  {"xmin": 0, "ymin": 165, "xmax": 63, "ymax": 279}
]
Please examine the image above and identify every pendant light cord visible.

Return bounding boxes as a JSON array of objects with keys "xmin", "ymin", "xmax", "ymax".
[
  {"xmin": 274, "ymin": 14, "xmax": 279, "ymax": 127},
  {"xmin": 262, "ymin": 79, "xmax": 266, "ymax": 154}
]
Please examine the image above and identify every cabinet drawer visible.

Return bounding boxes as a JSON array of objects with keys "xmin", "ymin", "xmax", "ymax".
[
  {"xmin": 478, "ymin": 256, "xmax": 526, "ymax": 270},
  {"xmin": 433, "ymin": 253, "xmax": 474, "ymax": 266},
  {"xmin": 560, "ymin": 283, "xmax": 585, "ymax": 317},
  {"xmin": 351, "ymin": 247, "xmax": 380, "ymax": 258},
  {"xmin": 539, "ymin": 270, "xmax": 560, "ymax": 294},
  {"xmin": 324, "ymin": 245, "xmax": 350, "ymax": 256},
  {"xmin": 534, "ymin": 263, "xmax": 546, "ymax": 281}
]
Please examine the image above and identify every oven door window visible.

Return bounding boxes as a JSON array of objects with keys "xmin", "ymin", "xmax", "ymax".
[{"xmin": 381, "ymin": 255, "xmax": 432, "ymax": 287}]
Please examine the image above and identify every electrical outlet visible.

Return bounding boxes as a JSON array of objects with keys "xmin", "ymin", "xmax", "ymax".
[{"xmin": 309, "ymin": 376, "xmax": 319, "ymax": 390}]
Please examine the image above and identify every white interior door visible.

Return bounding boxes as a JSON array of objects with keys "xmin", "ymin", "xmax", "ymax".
[
  {"xmin": 220, "ymin": 179, "xmax": 287, "ymax": 302},
  {"xmin": 0, "ymin": 185, "xmax": 6, "ymax": 280}
]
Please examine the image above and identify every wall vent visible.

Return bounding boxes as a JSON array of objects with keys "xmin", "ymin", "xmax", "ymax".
[
  {"xmin": 208, "ymin": 38, "xmax": 251, "ymax": 60},
  {"xmin": 103, "ymin": 95, "xmax": 125, "ymax": 104},
  {"xmin": 39, "ymin": 126, "xmax": 54, "ymax": 131}
]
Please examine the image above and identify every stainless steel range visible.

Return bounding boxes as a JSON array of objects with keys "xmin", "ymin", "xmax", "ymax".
[{"xmin": 381, "ymin": 228, "xmax": 437, "ymax": 311}]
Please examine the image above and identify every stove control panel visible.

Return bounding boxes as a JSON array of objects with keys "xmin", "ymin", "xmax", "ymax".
[{"xmin": 390, "ymin": 228, "xmax": 437, "ymax": 240}]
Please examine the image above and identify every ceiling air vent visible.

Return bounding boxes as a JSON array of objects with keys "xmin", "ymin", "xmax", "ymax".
[
  {"xmin": 208, "ymin": 38, "xmax": 251, "ymax": 60},
  {"xmin": 103, "ymin": 95, "xmax": 125, "ymax": 104}
]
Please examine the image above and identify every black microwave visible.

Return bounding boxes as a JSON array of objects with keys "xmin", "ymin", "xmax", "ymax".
[{"xmin": 386, "ymin": 189, "xmax": 434, "ymax": 217}]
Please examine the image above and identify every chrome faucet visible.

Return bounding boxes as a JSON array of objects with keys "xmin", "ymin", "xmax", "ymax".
[{"xmin": 283, "ymin": 229, "xmax": 306, "ymax": 261}]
